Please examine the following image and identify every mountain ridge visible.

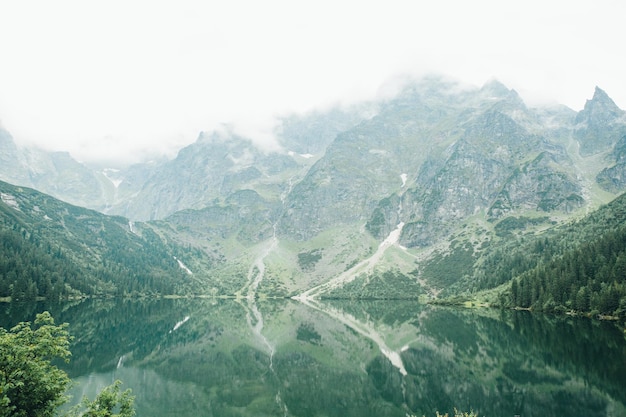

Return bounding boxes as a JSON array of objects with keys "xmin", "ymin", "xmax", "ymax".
[{"xmin": 1, "ymin": 76, "xmax": 626, "ymax": 310}]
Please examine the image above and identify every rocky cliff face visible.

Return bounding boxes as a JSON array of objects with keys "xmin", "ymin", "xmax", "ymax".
[
  {"xmin": 278, "ymin": 78, "xmax": 467, "ymax": 240},
  {"xmin": 488, "ymin": 152, "xmax": 583, "ymax": 217},
  {"xmin": 278, "ymin": 79, "xmax": 593, "ymax": 248},
  {"xmin": 595, "ymin": 132, "xmax": 626, "ymax": 193},
  {"xmin": 96, "ymin": 105, "xmax": 372, "ymax": 221},
  {"xmin": 574, "ymin": 87, "xmax": 626, "ymax": 156},
  {"xmin": 395, "ymin": 104, "xmax": 583, "ymax": 247},
  {"xmin": 0, "ymin": 126, "xmax": 114, "ymax": 210}
]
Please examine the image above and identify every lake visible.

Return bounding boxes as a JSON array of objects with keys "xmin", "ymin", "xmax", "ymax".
[{"xmin": 1, "ymin": 298, "xmax": 625, "ymax": 417}]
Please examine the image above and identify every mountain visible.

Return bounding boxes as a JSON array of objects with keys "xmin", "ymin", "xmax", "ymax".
[
  {"xmin": 1, "ymin": 76, "xmax": 626, "ymax": 306},
  {"xmin": 280, "ymin": 79, "xmax": 594, "ymax": 248},
  {"xmin": 98, "ymin": 105, "xmax": 375, "ymax": 221},
  {"xmin": 0, "ymin": 126, "xmax": 116, "ymax": 211},
  {"xmin": 574, "ymin": 86, "xmax": 626, "ymax": 156},
  {"xmin": 0, "ymin": 180, "xmax": 208, "ymax": 299}
]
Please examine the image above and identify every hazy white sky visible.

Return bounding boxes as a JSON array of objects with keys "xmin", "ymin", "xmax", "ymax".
[{"xmin": 0, "ymin": 0, "xmax": 624, "ymax": 165}]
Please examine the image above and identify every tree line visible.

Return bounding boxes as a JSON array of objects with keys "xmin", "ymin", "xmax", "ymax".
[
  {"xmin": 506, "ymin": 226, "xmax": 626, "ymax": 318},
  {"xmin": 441, "ymin": 192, "xmax": 626, "ymax": 326},
  {"xmin": 0, "ymin": 218, "xmax": 199, "ymax": 301}
]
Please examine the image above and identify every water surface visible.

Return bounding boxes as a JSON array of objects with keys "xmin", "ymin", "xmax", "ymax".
[{"xmin": 1, "ymin": 299, "xmax": 625, "ymax": 417}]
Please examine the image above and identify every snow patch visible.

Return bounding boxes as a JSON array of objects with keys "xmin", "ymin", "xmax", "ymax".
[
  {"xmin": 0, "ymin": 193, "xmax": 20, "ymax": 211},
  {"xmin": 102, "ymin": 168, "xmax": 123, "ymax": 188},
  {"xmin": 297, "ymin": 221, "xmax": 405, "ymax": 301},
  {"xmin": 288, "ymin": 151, "xmax": 314, "ymax": 159},
  {"xmin": 174, "ymin": 256, "xmax": 193, "ymax": 275},
  {"xmin": 400, "ymin": 173, "xmax": 407, "ymax": 187},
  {"xmin": 169, "ymin": 316, "xmax": 190, "ymax": 333},
  {"xmin": 379, "ymin": 222, "xmax": 404, "ymax": 249}
]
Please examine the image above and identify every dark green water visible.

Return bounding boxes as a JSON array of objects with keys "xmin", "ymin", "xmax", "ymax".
[{"xmin": 1, "ymin": 299, "xmax": 625, "ymax": 417}]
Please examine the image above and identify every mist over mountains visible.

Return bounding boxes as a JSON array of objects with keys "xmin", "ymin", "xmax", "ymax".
[{"xmin": 1, "ymin": 76, "xmax": 626, "ymax": 301}]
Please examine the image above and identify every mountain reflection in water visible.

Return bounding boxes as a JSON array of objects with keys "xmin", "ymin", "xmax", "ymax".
[{"xmin": 1, "ymin": 299, "xmax": 625, "ymax": 417}]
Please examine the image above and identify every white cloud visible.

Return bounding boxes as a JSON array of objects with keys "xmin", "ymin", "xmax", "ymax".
[{"xmin": 0, "ymin": 0, "xmax": 624, "ymax": 165}]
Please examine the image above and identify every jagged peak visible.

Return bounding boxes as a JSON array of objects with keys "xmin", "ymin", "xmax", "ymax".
[
  {"xmin": 576, "ymin": 86, "xmax": 624, "ymax": 124},
  {"xmin": 480, "ymin": 79, "xmax": 511, "ymax": 97},
  {"xmin": 478, "ymin": 79, "xmax": 525, "ymax": 108},
  {"xmin": 592, "ymin": 86, "xmax": 611, "ymax": 101},
  {"xmin": 583, "ymin": 86, "xmax": 623, "ymax": 112}
]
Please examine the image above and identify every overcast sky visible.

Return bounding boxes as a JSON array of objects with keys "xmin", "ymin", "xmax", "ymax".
[{"xmin": 0, "ymin": 0, "xmax": 624, "ymax": 165}]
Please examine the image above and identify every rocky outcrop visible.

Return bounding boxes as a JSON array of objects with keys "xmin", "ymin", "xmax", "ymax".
[
  {"xmin": 365, "ymin": 88, "xmax": 584, "ymax": 247},
  {"xmin": 275, "ymin": 81, "xmax": 626, "ymax": 246},
  {"xmin": 574, "ymin": 87, "xmax": 626, "ymax": 156},
  {"xmin": 278, "ymin": 78, "xmax": 467, "ymax": 240},
  {"xmin": 488, "ymin": 152, "xmax": 583, "ymax": 219},
  {"xmin": 0, "ymin": 127, "xmax": 113, "ymax": 210},
  {"xmin": 163, "ymin": 189, "xmax": 277, "ymax": 243},
  {"xmin": 596, "ymin": 135, "xmax": 626, "ymax": 192}
]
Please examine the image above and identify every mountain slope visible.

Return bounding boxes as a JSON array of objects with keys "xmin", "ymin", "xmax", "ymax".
[
  {"xmin": 2, "ymin": 77, "xmax": 626, "ymax": 301},
  {"xmin": 353, "ymin": 83, "xmax": 583, "ymax": 249},
  {"xmin": 499, "ymin": 192, "xmax": 626, "ymax": 319},
  {"xmin": 0, "ymin": 127, "xmax": 116, "ymax": 211},
  {"xmin": 99, "ymin": 106, "xmax": 373, "ymax": 221},
  {"xmin": 435, "ymin": 189, "xmax": 626, "ymax": 324},
  {"xmin": 0, "ymin": 180, "xmax": 205, "ymax": 299}
]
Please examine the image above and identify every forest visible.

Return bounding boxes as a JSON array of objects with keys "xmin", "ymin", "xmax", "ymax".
[
  {"xmin": 479, "ymin": 192, "xmax": 626, "ymax": 323},
  {"xmin": 506, "ymin": 227, "xmax": 626, "ymax": 317},
  {"xmin": 0, "ymin": 180, "xmax": 201, "ymax": 300}
]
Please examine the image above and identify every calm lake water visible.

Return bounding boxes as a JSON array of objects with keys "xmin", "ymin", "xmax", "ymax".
[{"xmin": 1, "ymin": 299, "xmax": 625, "ymax": 417}]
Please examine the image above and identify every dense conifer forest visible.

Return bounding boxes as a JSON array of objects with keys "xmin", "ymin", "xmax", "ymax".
[
  {"xmin": 0, "ymin": 180, "xmax": 201, "ymax": 299},
  {"xmin": 506, "ymin": 226, "xmax": 626, "ymax": 317},
  {"xmin": 476, "ymin": 193, "xmax": 626, "ymax": 322}
]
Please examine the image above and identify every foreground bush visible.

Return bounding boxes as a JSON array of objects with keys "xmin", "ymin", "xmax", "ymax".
[{"xmin": 0, "ymin": 311, "xmax": 134, "ymax": 417}]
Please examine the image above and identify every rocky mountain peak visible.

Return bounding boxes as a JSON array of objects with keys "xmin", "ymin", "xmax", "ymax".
[
  {"xmin": 574, "ymin": 87, "xmax": 626, "ymax": 156},
  {"xmin": 577, "ymin": 87, "xmax": 624, "ymax": 123},
  {"xmin": 479, "ymin": 79, "xmax": 512, "ymax": 98},
  {"xmin": 591, "ymin": 86, "xmax": 616, "ymax": 105}
]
